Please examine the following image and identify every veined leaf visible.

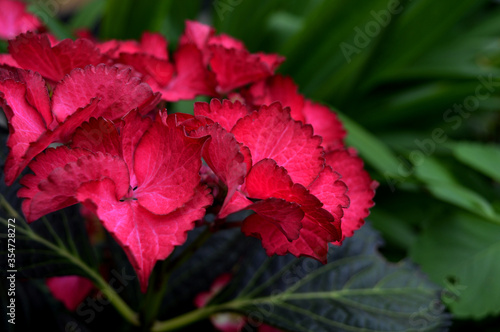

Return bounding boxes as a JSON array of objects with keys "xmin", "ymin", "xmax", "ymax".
[
  {"xmin": 206, "ymin": 225, "xmax": 448, "ymax": 332},
  {"xmin": 0, "ymin": 206, "xmax": 97, "ymax": 278}
]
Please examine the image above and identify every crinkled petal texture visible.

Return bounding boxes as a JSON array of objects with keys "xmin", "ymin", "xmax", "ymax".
[
  {"xmin": 46, "ymin": 275, "xmax": 94, "ymax": 311},
  {"xmin": 18, "ymin": 112, "xmax": 212, "ymax": 291},
  {"xmin": 20, "ymin": 150, "xmax": 130, "ymax": 222},
  {"xmin": 0, "ymin": 64, "xmax": 159, "ymax": 185},
  {"xmin": 51, "ymin": 64, "xmax": 160, "ymax": 123},
  {"xmin": 194, "ymin": 99, "xmax": 250, "ymax": 132},
  {"xmin": 18, "ymin": 146, "xmax": 91, "ymax": 221},
  {"xmin": 242, "ymin": 159, "xmax": 342, "ymax": 262},
  {"xmin": 303, "ymin": 100, "xmax": 346, "ymax": 151},
  {"xmin": 231, "ymin": 102, "xmax": 324, "ymax": 187},
  {"xmin": 190, "ymin": 99, "xmax": 350, "ymax": 260},
  {"xmin": 8, "ymin": 32, "xmax": 106, "ymax": 82},
  {"xmin": 77, "ymin": 178, "xmax": 212, "ymax": 291},
  {"xmin": 133, "ymin": 114, "xmax": 209, "ymax": 215},
  {"xmin": 0, "ymin": 0, "xmax": 42, "ymax": 39},
  {"xmin": 245, "ymin": 74, "xmax": 346, "ymax": 151},
  {"xmin": 326, "ymin": 149, "xmax": 378, "ymax": 243}
]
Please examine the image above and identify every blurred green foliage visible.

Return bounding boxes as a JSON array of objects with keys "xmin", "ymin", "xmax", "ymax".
[{"xmin": 35, "ymin": 0, "xmax": 500, "ymax": 329}]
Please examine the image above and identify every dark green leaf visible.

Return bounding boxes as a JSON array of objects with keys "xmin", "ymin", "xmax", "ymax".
[{"xmin": 210, "ymin": 225, "xmax": 449, "ymax": 332}]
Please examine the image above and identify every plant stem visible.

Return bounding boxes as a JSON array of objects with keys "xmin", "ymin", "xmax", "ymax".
[
  {"xmin": 29, "ymin": 227, "xmax": 140, "ymax": 325},
  {"xmin": 0, "ymin": 195, "xmax": 140, "ymax": 326}
]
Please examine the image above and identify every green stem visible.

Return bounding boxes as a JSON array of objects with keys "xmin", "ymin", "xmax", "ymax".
[{"xmin": 29, "ymin": 227, "xmax": 140, "ymax": 326}]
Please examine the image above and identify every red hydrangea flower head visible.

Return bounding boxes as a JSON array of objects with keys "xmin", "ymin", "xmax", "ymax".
[{"xmin": 190, "ymin": 99, "xmax": 352, "ymax": 262}]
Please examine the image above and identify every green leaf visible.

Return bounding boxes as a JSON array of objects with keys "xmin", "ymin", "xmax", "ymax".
[
  {"xmin": 411, "ymin": 212, "xmax": 500, "ymax": 318},
  {"xmin": 450, "ymin": 141, "xmax": 500, "ymax": 183},
  {"xmin": 336, "ymin": 111, "xmax": 401, "ymax": 178},
  {"xmin": 210, "ymin": 225, "xmax": 448, "ymax": 332},
  {"xmin": 413, "ymin": 158, "xmax": 500, "ymax": 223}
]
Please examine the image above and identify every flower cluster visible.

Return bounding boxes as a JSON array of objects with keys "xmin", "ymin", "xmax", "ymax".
[{"xmin": 0, "ymin": 15, "xmax": 377, "ymax": 291}]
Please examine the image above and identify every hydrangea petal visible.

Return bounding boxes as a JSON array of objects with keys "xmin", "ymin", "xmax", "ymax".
[
  {"xmin": 120, "ymin": 111, "xmax": 153, "ymax": 188},
  {"xmin": 159, "ymin": 44, "xmax": 216, "ymax": 101},
  {"xmin": 0, "ymin": 54, "xmax": 19, "ymax": 67},
  {"xmin": 51, "ymin": 64, "xmax": 160, "ymax": 123},
  {"xmin": 9, "ymin": 32, "xmax": 105, "ymax": 82},
  {"xmin": 303, "ymin": 100, "xmax": 346, "ymax": 151},
  {"xmin": 46, "ymin": 276, "xmax": 94, "ymax": 311},
  {"xmin": 194, "ymin": 99, "xmax": 250, "ymax": 132},
  {"xmin": 326, "ymin": 148, "xmax": 378, "ymax": 242},
  {"xmin": 0, "ymin": 79, "xmax": 46, "ymax": 185},
  {"xmin": 180, "ymin": 20, "xmax": 215, "ymax": 52},
  {"xmin": 14, "ymin": 98, "xmax": 101, "ymax": 185},
  {"xmin": 243, "ymin": 159, "xmax": 341, "ymax": 260},
  {"xmin": 0, "ymin": 66, "xmax": 52, "ymax": 127},
  {"xmin": 192, "ymin": 124, "xmax": 247, "ymax": 214},
  {"xmin": 308, "ymin": 166, "xmax": 349, "ymax": 222},
  {"xmin": 231, "ymin": 102, "xmax": 324, "ymax": 186},
  {"xmin": 71, "ymin": 117, "xmax": 122, "ymax": 156},
  {"xmin": 22, "ymin": 151, "xmax": 130, "ymax": 222},
  {"xmin": 218, "ymin": 190, "xmax": 252, "ymax": 218},
  {"xmin": 18, "ymin": 146, "xmax": 89, "ymax": 221},
  {"xmin": 133, "ymin": 114, "xmax": 209, "ymax": 215},
  {"xmin": 243, "ymin": 198, "xmax": 304, "ymax": 242},
  {"xmin": 209, "ymin": 46, "xmax": 282, "ymax": 93},
  {"xmin": 247, "ymin": 75, "xmax": 305, "ymax": 122},
  {"xmin": 77, "ymin": 178, "xmax": 212, "ymax": 291}
]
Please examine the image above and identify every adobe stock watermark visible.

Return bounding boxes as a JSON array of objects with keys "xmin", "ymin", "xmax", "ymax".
[
  {"xmin": 29, "ymin": 0, "xmax": 70, "ymax": 26},
  {"xmin": 340, "ymin": 0, "xmax": 407, "ymax": 64},
  {"xmin": 213, "ymin": 0, "xmax": 243, "ymax": 21},
  {"xmin": 64, "ymin": 268, "xmax": 135, "ymax": 332},
  {"xmin": 385, "ymin": 73, "xmax": 500, "ymax": 192},
  {"xmin": 409, "ymin": 278, "xmax": 467, "ymax": 330}
]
